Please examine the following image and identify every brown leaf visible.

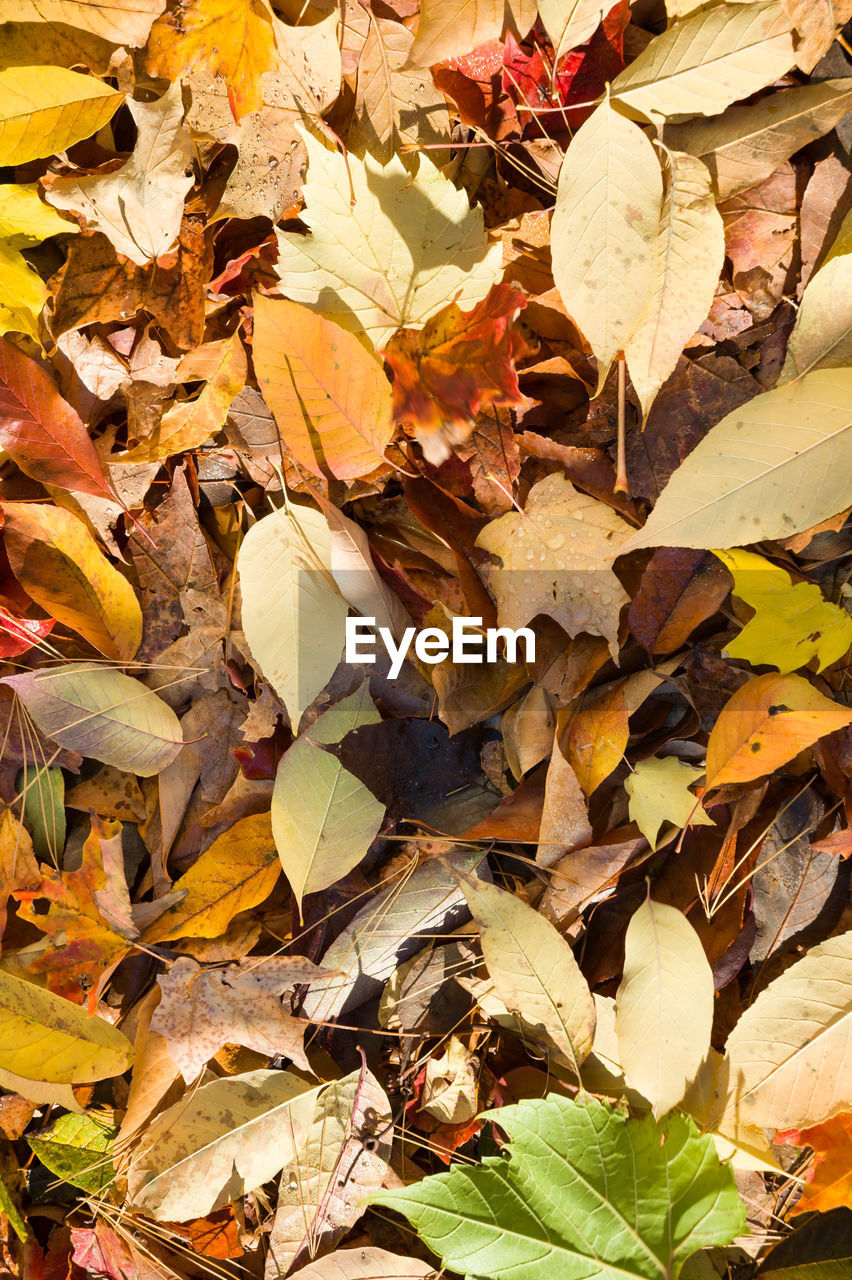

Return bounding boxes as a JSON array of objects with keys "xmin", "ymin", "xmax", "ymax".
[{"xmin": 628, "ymin": 548, "xmax": 731, "ymax": 655}]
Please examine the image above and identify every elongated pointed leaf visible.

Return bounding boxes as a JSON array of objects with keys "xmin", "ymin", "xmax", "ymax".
[
  {"xmin": 0, "ymin": 969, "xmax": 133, "ymax": 1084},
  {"xmin": 238, "ymin": 502, "xmax": 348, "ymax": 728},
  {"xmin": 615, "ymin": 898, "xmax": 714, "ymax": 1116},
  {"xmin": 2, "ymin": 663, "xmax": 184, "ymax": 777},
  {"xmin": 780, "ymin": 207, "xmax": 852, "ymax": 381},
  {"xmin": 618, "ymin": 369, "xmax": 852, "ymax": 551},
  {"xmin": 552, "ymin": 98, "xmax": 662, "ymax": 392},
  {"xmin": 611, "ymin": 1, "xmax": 795, "ymax": 121},
  {"xmin": 0, "ymin": 65, "xmax": 123, "ymax": 165}
]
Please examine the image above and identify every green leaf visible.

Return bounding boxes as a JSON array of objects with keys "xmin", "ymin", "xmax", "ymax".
[
  {"xmin": 758, "ymin": 1208, "xmax": 852, "ymax": 1280},
  {"xmin": 372, "ymin": 1094, "xmax": 746, "ymax": 1280},
  {"xmin": 0, "ymin": 1171, "xmax": 27, "ymax": 1242},
  {"xmin": 238, "ymin": 502, "xmax": 348, "ymax": 729},
  {"xmin": 714, "ymin": 548, "xmax": 852, "ymax": 673},
  {"xmin": 617, "ymin": 369, "xmax": 852, "ymax": 551},
  {"xmin": 17, "ymin": 765, "xmax": 65, "ymax": 862},
  {"xmin": 0, "ymin": 66, "xmax": 123, "ymax": 166},
  {"xmin": 1, "ymin": 663, "xmax": 184, "ymax": 777},
  {"xmin": 272, "ymin": 685, "xmax": 385, "ymax": 915},
  {"xmin": 0, "ymin": 969, "xmax": 133, "ymax": 1084},
  {"xmin": 27, "ymin": 1112, "xmax": 116, "ymax": 1194}
]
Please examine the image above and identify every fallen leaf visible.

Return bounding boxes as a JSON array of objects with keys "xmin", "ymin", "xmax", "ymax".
[
  {"xmin": 0, "ymin": 810, "xmax": 40, "ymax": 949},
  {"xmin": 625, "ymin": 756, "xmax": 714, "ymax": 849},
  {"xmin": 628, "ymin": 548, "xmax": 731, "ymax": 654},
  {"xmin": 785, "ymin": 1113, "xmax": 852, "ymax": 1213},
  {"xmin": 0, "ymin": 0, "xmax": 165, "ymax": 45},
  {"xmin": 562, "ymin": 683, "xmax": 629, "ymax": 796},
  {"xmin": 0, "ymin": 65, "xmax": 122, "ymax": 165},
  {"xmin": 704, "ymin": 672, "xmax": 852, "ymax": 789}
]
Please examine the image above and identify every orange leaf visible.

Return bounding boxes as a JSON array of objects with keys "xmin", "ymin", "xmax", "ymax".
[
  {"xmin": 705, "ymin": 672, "xmax": 852, "ymax": 789},
  {"xmin": 383, "ymin": 283, "xmax": 532, "ymax": 465},
  {"xmin": 0, "ymin": 502, "xmax": 142, "ymax": 661},
  {"xmin": 13, "ymin": 817, "xmax": 131, "ymax": 1012},
  {"xmin": 146, "ymin": 0, "xmax": 276, "ymax": 121},
  {"xmin": 0, "ymin": 339, "xmax": 114, "ymax": 499},
  {"xmin": 784, "ymin": 1113, "xmax": 852, "ymax": 1214},
  {"xmin": 561, "ymin": 684, "xmax": 629, "ymax": 796},
  {"xmin": 0, "ymin": 809, "xmax": 40, "ymax": 952},
  {"xmin": 252, "ymin": 295, "xmax": 394, "ymax": 480}
]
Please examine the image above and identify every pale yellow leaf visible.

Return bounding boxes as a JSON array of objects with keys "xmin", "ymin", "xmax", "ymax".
[
  {"xmin": 625, "ymin": 756, "xmax": 714, "ymax": 850},
  {"xmin": 780, "ymin": 206, "xmax": 852, "ymax": 381},
  {"xmin": 350, "ymin": 17, "xmax": 449, "ymax": 163},
  {"xmin": 722, "ymin": 928, "xmax": 852, "ymax": 1131},
  {"xmin": 538, "ymin": 0, "xmax": 608, "ymax": 58},
  {"xmin": 615, "ymin": 898, "xmax": 714, "ymax": 1117},
  {"xmin": 611, "ymin": 0, "xmax": 795, "ymax": 122},
  {"xmin": 275, "ymin": 127, "xmax": 501, "ymax": 348},
  {"xmin": 455, "ymin": 872, "xmax": 596, "ymax": 1075},
  {"xmin": 238, "ymin": 503, "xmax": 348, "ymax": 727},
  {"xmin": 406, "ymin": 0, "xmax": 503, "ymax": 67},
  {"xmin": 618, "ymin": 369, "xmax": 852, "ymax": 551},
  {"xmin": 0, "ymin": 0, "xmax": 165, "ymax": 45},
  {"xmin": 552, "ymin": 98, "xmax": 662, "ymax": 392},
  {"xmin": 476, "ymin": 472, "xmax": 633, "ymax": 660},
  {"xmin": 0, "ymin": 65, "xmax": 123, "ymax": 166},
  {"xmin": 625, "ymin": 151, "xmax": 724, "ymax": 420},
  {"xmin": 44, "ymin": 82, "xmax": 193, "ymax": 267},
  {"xmin": 667, "ymin": 80, "xmax": 852, "ymax": 201}
]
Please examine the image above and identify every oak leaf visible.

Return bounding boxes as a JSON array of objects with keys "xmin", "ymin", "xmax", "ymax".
[{"xmin": 383, "ymin": 283, "xmax": 531, "ymax": 465}]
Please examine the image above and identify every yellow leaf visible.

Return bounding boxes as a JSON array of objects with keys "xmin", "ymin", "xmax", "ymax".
[
  {"xmin": 617, "ymin": 369, "xmax": 852, "ymax": 551},
  {"xmin": 780, "ymin": 206, "xmax": 852, "ymax": 381},
  {"xmin": 705, "ymin": 672, "xmax": 852, "ymax": 789},
  {"xmin": 275, "ymin": 127, "xmax": 501, "ymax": 349},
  {"xmin": 0, "ymin": 65, "xmax": 123, "ymax": 166},
  {"xmin": 0, "ymin": 502, "xmax": 142, "ymax": 662},
  {"xmin": 714, "ymin": 547, "xmax": 852, "ymax": 673},
  {"xmin": 551, "ymin": 97, "xmax": 663, "ymax": 393},
  {"xmin": 615, "ymin": 898, "xmax": 714, "ymax": 1117},
  {"xmin": 0, "ymin": 243, "xmax": 48, "ymax": 343},
  {"xmin": 476, "ymin": 473, "xmax": 633, "ymax": 661},
  {"xmin": 146, "ymin": 0, "xmax": 276, "ymax": 121},
  {"xmin": 667, "ymin": 80, "xmax": 852, "ymax": 201},
  {"xmin": 722, "ymin": 928, "xmax": 852, "ymax": 1131},
  {"xmin": 252, "ymin": 297, "xmax": 394, "ymax": 480},
  {"xmin": 0, "ymin": 184, "xmax": 76, "ymax": 245},
  {"xmin": 538, "ymin": 0, "xmax": 608, "ymax": 59},
  {"xmin": 0, "ymin": 0, "xmax": 166, "ymax": 46},
  {"xmin": 562, "ymin": 684, "xmax": 629, "ymax": 796},
  {"xmin": 455, "ymin": 872, "xmax": 596, "ymax": 1076},
  {"xmin": 0, "ymin": 969, "xmax": 133, "ymax": 1084},
  {"xmin": 119, "ymin": 332, "xmax": 247, "ymax": 462},
  {"xmin": 141, "ymin": 813, "xmax": 280, "ymax": 944},
  {"xmin": 625, "ymin": 151, "xmax": 724, "ymax": 420},
  {"xmin": 238, "ymin": 502, "xmax": 348, "ymax": 727},
  {"xmin": 611, "ymin": 0, "xmax": 795, "ymax": 121},
  {"xmin": 624, "ymin": 756, "xmax": 714, "ymax": 849}
]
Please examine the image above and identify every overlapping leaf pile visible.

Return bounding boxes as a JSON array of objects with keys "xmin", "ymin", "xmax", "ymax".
[{"xmin": 0, "ymin": 0, "xmax": 852, "ymax": 1277}]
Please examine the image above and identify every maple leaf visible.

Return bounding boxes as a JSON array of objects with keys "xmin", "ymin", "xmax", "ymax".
[
  {"xmin": 782, "ymin": 1113, "xmax": 852, "ymax": 1213},
  {"xmin": 383, "ymin": 283, "xmax": 532, "ymax": 465}
]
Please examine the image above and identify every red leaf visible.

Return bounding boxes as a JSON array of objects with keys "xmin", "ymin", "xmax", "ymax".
[
  {"xmin": 0, "ymin": 605, "xmax": 54, "ymax": 658},
  {"xmin": 383, "ymin": 284, "xmax": 532, "ymax": 464},
  {"xmin": 0, "ymin": 338, "xmax": 114, "ymax": 499}
]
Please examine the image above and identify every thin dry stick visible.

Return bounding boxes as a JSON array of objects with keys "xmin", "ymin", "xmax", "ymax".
[{"xmin": 614, "ymin": 356, "xmax": 629, "ymax": 494}]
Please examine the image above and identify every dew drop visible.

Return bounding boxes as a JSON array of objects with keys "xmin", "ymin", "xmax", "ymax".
[{"xmin": 547, "ymin": 533, "xmax": 566, "ymax": 551}]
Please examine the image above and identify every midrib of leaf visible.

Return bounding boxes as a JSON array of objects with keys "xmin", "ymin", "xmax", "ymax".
[
  {"xmin": 723, "ymin": 1002, "xmax": 852, "ymax": 1115},
  {"xmin": 703, "ymin": 88, "xmax": 852, "ymax": 153},
  {"xmin": 29, "ymin": 681, "xmax": 182, "ymax": 744},
  {"xmin": 642, "ymin": 417, "xmax": 852, "ymax": 542},
  {"xmin": 623, "ymin": 11, "xmax": 788, "ymax": 96}
]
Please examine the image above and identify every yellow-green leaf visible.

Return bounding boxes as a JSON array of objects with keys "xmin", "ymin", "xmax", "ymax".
[
  {"xmin": 714, "ymin": 548, "xmax": 852, "ymax": 673},
  {"xmin": 624, "ymin": 756, "xmax": 714, "ymax": 850},
  {"xmin": 238, "ymin": 502, "xmax": 348, "ymax": 728},
  {"xmin": 0, "ymin": 243, "xmax": 48, "ymax": 342},
  {"xmin": 615, "ymin": 898, "xmax": 714, "ymax": 1117},
  {"xmin": 0, "ymin": 969, "xmax": 133, "ymax": 1084},
  {"xmin": 0, "ymin": 65, "xmax": 123, "ymax": 166},
  {"xmin": 0, "ymin": 183, "xmax": 76, "ymax": 245},
  {"xmin": 618, "ymin": 369, "xmax": 852, "ymax": 551},
  {"xmin": 552, "ymin": 97, "xmax": 662, "ymax": 392},
  {"xmin": 612, "ymin": 1, "xmax": 795, "ymax": 122}
]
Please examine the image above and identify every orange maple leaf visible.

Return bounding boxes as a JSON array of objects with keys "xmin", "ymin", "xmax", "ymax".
[
  {"xmin": 383, "ymin": 283, "xmax": 533, "ymax": 465},
  {"xmin": 781, "ymin": 1113, "xmax": 852, "ymax": 1214}
]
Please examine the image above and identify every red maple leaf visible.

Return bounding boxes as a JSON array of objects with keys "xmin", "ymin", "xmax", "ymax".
[
  {"xmin": 0, "ymin": 604, "xmax": 54, "ymax": 659},
  {"xmin": 383, "ymin": 283, "xmax": 533, "ymax": 465}
]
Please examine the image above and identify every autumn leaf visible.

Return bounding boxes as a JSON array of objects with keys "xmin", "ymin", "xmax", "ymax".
[
  {"xmin": 625, "ymin": 756, "xmax": 714, "ymax": 849},
  {"xmin": 783, "ymin": 1113, "xmax": 852, "ymax": 1213},
  {"xmin": 0, "ymin": 65, "xmax": 123, "ymax": 165},
  {"xmin": 382, "ymin": 283, "xmax": 531, "ymax": 465}
]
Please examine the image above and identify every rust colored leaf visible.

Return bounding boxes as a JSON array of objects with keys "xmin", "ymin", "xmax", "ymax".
[
  {"xmin": 784, "ymin": 1113, "xmax": 852, "ymax": 1213},
  {"xmin": 628, "ymin": 548, "xmax": 731, "ymax": 655},
  {"xmin": 383, "ymin": 283, "xmax": 532, "ymax": 465}
]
